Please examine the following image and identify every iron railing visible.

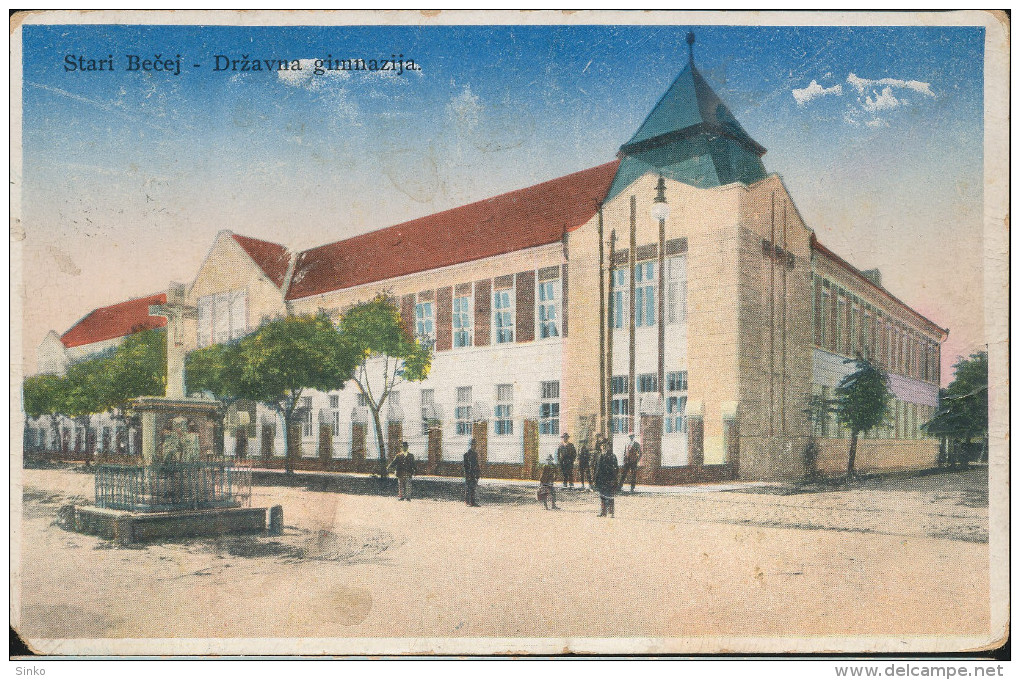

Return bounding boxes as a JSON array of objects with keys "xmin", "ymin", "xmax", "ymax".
[{"xmin": 95, "ymin": 461, "xmax": 252, "ymax": 512}]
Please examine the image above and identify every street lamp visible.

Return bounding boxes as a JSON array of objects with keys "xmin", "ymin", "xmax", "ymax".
[{"xmin": 651, "ymin": 175, "xmax": 670, "ymax": 222}]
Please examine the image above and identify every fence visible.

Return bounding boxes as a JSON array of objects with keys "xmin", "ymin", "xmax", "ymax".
[{"xmin": 95, "ymin": 461, "xmax": 253, "ymax": 512}]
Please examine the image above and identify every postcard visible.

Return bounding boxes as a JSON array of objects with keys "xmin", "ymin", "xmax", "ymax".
[{"xmin": 10, "ymin": 9, "xmax": 1009, "ymax": 657}]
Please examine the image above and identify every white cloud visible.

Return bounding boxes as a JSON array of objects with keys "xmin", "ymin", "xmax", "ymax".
[
  {"xmin": 791, "ymin": 79, "xmax": 843, "ymax": 105},
  {"xmin": 865, "ymin": 118, "xmax": 889, "ymax": 128},
  {"xmin": 847, "ymin": 72, "xmax": 935, "ymax": 98},
  {"xmin": 862, "ymin": 86, "xmax": 900, "ymax": 112}
]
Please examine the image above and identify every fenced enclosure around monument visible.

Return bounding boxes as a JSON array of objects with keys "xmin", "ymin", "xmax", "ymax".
[{"xmin": 94, "ymin": 461, "xmax": 253, "ymax": 512}]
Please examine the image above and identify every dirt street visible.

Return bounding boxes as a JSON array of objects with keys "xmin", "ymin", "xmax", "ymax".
[{"xmin": 14, "ymin": 466, "xmax": 991, "ymax": 654}]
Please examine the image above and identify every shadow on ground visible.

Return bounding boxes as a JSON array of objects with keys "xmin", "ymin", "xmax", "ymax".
[{"xmin": 252, "ymin": 470, "xmax": 548, "ymax": 507}]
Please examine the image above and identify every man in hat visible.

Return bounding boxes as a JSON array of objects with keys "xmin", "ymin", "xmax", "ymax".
[
  {"xmin": 557, "ymin": 432, "xmax": 577, "ymax": 488},
  {"xmin": 619, "ymin": 433, "xmax": 642, "ymax": 492},
  {"xmin": 463, "ymin": 438, "xmax": 481, "ymax": 507},
  {"xmin": 387, "ymin": 441, "xmax": 416, "ymax": 501},
  {"xmin": 577, "ymin": 435, "xmax": 594, "ymax": 490},
  {"xmin": 538, "ymin": 454, "xmax": 559, "ymax": 509},
  {"xmin": 594, "ymin": 440, "xmax": 618, "ymax": 518}
]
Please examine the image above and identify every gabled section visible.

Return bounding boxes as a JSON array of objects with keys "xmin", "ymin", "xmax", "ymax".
[
  {"xmin": 286, "ymin": 160, "xmax": 619, "ymax": 300},
  {"xmin": 230, "ymin": 233, "xmax": 292, "ymax": 289},
  {"xmin": 60, "ymin": 293, "xmax": 167, "ymax": 349},
  {"xmin": 607, "ymin": 36, "xmax": 767, "ymax": 201}
]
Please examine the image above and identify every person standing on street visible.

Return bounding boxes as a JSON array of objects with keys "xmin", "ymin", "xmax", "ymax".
[
  {"xmin": 387, "ymin": 441, "xmax": 416, "ymax": 501},
  {"xmin": 463, "ymin": 438, "xmax": 481, "ymax": 507},
  {"xmin": 577, "ymin": 436, "xmax": 593, "ymax": 490},
  {"xmin": 594, "ymin": 441, "xmax": 618, "ymax": 517},
  {"xmin": 619, "ymin": 433, "xmax": 642, "ymax": 492},
  {"xmin": 538, "ymin": 455, "xmax": 559, "ymax": 509},
  {"xmin": 557, "ymin": 433, "xmax": 577, "ymax": 488}
]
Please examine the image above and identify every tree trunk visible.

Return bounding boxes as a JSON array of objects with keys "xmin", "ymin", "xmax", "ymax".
[
  {"xmin": 847, "ymin": 430, "xmax": 859, "ymax": 479},
  {"xmin": 282, "ymin": 406, "xmax": 294, "ymax": 474},
  {"xmin": 371, "ymin": 406, "xmax": 388, "ymax": 478}
]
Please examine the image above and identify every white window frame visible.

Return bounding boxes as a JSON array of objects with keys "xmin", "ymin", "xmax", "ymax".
[
  {"xmin": 537, "ymin": 279, "xmax": 561, "ymax": 339},
  {"xmin": 455, "ymin": 387, "xmax": 473, "ymax": 436},
  {"xmin": 635, "ymin": 262, "xmax": 656, "ymax": 328},
  {"xmin": 493, "ymin": 287, "xmax": 515, "ymax": 344},
  {"xmin": 453, "ymin": 292, "xmax": 473, "ymax": 348},
  {"xmin": 666, "ymin": 256, "xmax": 687, "ymax": 325},
  {"xmin": 415, "ymin": 299, "xmax": 435, "ymax": 342},
  {"xmin": 494, "ymin": 384, "xmax": 514, "ymax": 435},
  {"xmin": 665, "ymin": 370, "xmax": 688, "ymax": 434},
  {"xmin": 539, "ymin": 381, "xmax": 560, "ymax": 435}
]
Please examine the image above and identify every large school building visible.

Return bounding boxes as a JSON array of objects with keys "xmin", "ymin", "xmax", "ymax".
[{"xmin": 27, "ymin": 45, "xmax": 947, "ymax": 482}]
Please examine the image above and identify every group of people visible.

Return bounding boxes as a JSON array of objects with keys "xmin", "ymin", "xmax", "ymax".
[
  {"xmin": 385, "ymin": 431, "xmax": 644, "ymax": 519},
  {"xmin": 537, "ymin": 432, "xmax": 641, "ymax": 517}
]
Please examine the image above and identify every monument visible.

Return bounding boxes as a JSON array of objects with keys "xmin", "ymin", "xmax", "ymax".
[{"xmin": 66, "ymin": 283, "xmax": 278, "ymax": 543}]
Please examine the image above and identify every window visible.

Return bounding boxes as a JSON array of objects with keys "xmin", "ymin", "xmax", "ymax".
[
  {"xmin": 493, "ymin": 288, "xmax": 514, "ymax": 343},
  {"xmin": 667, "ymin": 256, "xmax": 687, "ymax": 325},
  {"xmin": 197, "ymin": 289, "xmax": 248, "ymax": 348},
  {"xmin": 818, "ymin": 287, "xmax": 830, "ymax": 349},
  {"xmin": 455, "ymin": 387, "xmax": 473, "ymax": 435},
  {"xmin": 538, "ymin": 279, "xmax": 560, "ymax": 338},
  {"xmin": 453, "ymin": 294, "xmax": 473, "ymax": 348},
  {"xmin": 420, "ymin": 389, "xmax": 435, "ymax": 435},
  {"xmin": 356, "ymin": 392, "xmax": 368, "ymax": 407},
  {"xmin": 330, "ymin": 394, "xmax": 340, "ymax": 433},
  {"xmin": 835, "ymin": 295, "xmax": 847, "ymax": 355},
  {"xmin": 611, "ymin": 269, "xmax": 626, "ymax": 329},
  {"xmin": 539, "ymin": 381, "xmax": 560, "ymax": 435},
  {"xmin": 415, "ymin": 300, "xmax": 434, "ymax": 341},
  {"xmin": 635, "ymin": 262, "xmax": 656, "ymax": 327},
  {"xmin": 637, "ymin": 373, "xmax": 657, "ymax": 393},
  {"xmin": 301, "ymin": 396, "xmax": 314, "ymax": 438},
  {"xmin": 494, "ymin": 384, "xmax": 513, "ymax": 435},
  {"xmin": 665, "ymin": 371, "xmax": 688, "ymax": 434},
  {"xmin": 610, "ymin": 375, "xmax": 629, "ymax": 434}
]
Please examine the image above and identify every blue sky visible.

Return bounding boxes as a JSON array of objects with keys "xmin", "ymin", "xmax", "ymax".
[{"xmin": 18, "ymin": 21, "xmax": 986, "ymax": 380}]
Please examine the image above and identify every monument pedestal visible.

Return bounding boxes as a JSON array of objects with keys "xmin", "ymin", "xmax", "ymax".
[{"xmin": 128, "ymin": 396, "xmax": 221, "ymax": 464}]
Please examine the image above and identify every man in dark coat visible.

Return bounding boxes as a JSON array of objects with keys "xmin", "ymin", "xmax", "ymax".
[
  {"xmin": 538, "ymin": 455, "xmax": 559, "ymax": 509},
  {"xmin": 557, "ymin": 433, "xmax": 577, "ymax": 488},
  {"xmin": 463, "ymin": 438, "xmax": 481, "ymax": 507},
  {"xmin": 619, "ymin": 434, "xmax": 642, "ymax": 492},
  {"xmin": 577, "ymin": 436, "xmax": 593, "ymax": 490},
  {"xmin": 594, "ymin": 440, "xmax": 618, "ymax": 518},
  {"xmin": 387, "ymin": 441, "xmax": 416, "ymax": 501}
]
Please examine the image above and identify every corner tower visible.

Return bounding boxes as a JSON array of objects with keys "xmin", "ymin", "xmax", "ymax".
[{"xmin": 606, "ymin": 32, "xmax": 767, "ymax": 201}]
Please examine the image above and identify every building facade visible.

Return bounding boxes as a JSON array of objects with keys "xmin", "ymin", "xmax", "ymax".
[{"xmin": 29, "ymin": 48, "xmax": 947, "ymax": 481}]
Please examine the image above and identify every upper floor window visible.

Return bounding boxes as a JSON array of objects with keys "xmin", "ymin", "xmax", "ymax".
[
  {"xmin": 196, "ymin": 289, "xmax": 248, "ymax": 348},
  {"xmin": 666, "ymin": 256, "xmax": 687, "ymax": 325},
  {"xmin": 635, "ymin": 262, "xmax": 656, "ymax": 327},
  {"xmin": 453, "ymin": 294, "xmax": 473, "ymax": 348},
  {"xmin": 493, "ymin": 288, "xmax": 514, "ymax": 344},
  {"xmin": 415, "ymin": 300, "xmax": 434, "ymax": 341},
  {"xmin": 538, "ymin": 280, "xmax": 560, "ymax": 339},
  {"xmin": 637, "ymin": 373, "xmax": 657, "ymax": 393}
]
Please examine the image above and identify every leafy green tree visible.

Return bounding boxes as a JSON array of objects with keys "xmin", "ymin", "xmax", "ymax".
[
  {"xmin": 336, "ymin": 295, "xmax": 433, "ymax": 477},
  {"xmin": 23, "ymin": 373, "xmax": 67, "ymax": 449},
  {"xmin": 61, "ymin": 356, "xmax": 112, "ymax": 461},
  {"xmin": 232, "ymin": 313, "xmax": 358, "ymax": 473},
  {"xmin": 186, "ymin": 341, "xmax": 244, "ymax": 456},
  {"xmin": 101, "ymin": 329, "xmax": 167, "ymax": 414},
  {"xmin": 924, "ymin": 350, "xmax": 988, "ymax": 465},
  {"xmin": 835, "ymin": 355, "xmax": 892, "ymax": 478}
]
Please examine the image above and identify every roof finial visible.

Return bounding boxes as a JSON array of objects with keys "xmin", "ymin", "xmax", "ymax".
[{"xmin": 687, "ymin": 30, "xmax": 696, "ymax": 63}]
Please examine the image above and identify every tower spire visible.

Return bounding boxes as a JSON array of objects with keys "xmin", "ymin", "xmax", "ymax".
[{"xmin": 687, "ymin": 30, "xmax": 695, "ymax": 63}]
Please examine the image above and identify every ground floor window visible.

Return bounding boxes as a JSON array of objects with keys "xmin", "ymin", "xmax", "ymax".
[
  {"xmin": 665, "ymin": 371, "xmax": 688, "ymax": 434},
  {"xmin": 539, "ymin": 381, "xmax": 560, "ymax": 435},
  {"xmin": 494, "ymin": 384, "xmax": 513, "ymax": 435},
  {"xmin": 421, "ymin": 389, "xmax": 435, "ymax": 435},
  {"xmin": 610, "ymin": 375, "xmax": 629, "ymax": 434},
  {"xmin": 455, "ymin": 387, "xmax": 473, "ymax": 436}
]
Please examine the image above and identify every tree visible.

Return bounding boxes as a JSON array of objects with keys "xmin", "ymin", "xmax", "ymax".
[
  {"xmin": 61, "ymin": 356, "xmax": 111, "ymax": 462},
  {"xmin": 185, "ymin": 340, "xmax": 244, "ymax": 457},
  {"xmin": 23, "ymin": 373, "xmax": 67, "ymax": 450},
  {"xmin": 834, "ymin": 355, "xmax": 892, "ymax": 479},
  {"xmin": 232, "ymin": 313, "xmax": 358, "ymax": 473},
  {"xmin": 100, "ymin": 329, "xmax": 167, "ymax": 416},
  {"xmin": 336, "ymin": 295, "xmax": 433, "ymax": 477},
  {"xmin": 924, "ymin": 350, "xmax": 988, "ymax": 465}
]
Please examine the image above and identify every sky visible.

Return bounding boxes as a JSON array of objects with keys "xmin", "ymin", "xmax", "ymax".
[{"xmin": 16, "ymin": 19, "xmax": 987, "ymax": 383}]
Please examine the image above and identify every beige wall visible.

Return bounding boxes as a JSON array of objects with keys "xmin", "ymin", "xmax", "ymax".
[
  {"xmin": 815, "ymin": 437, "xmax": 939, "ymax": 474},
  {"xmin": 183, "ymin": 231, "xmax": 289, "ymax": 352}
]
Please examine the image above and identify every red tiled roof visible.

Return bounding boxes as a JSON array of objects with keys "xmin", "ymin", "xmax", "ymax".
[
  {"xmin": 286, "ymin": 160, "xmax": 620, "ymax": 301},
  {"xmin": 232, "ymin": 233, "xmax": 291, "ymax": 288},
  {"xmin": 811, "ymin": 235, "xmax": 948, "ymax": 338},
  {"xmin": 60, "ymin": 293, "xmax": 167, "ymax": 349}
]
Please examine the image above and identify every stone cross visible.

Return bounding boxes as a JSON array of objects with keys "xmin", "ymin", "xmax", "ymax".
[{"xmin": 150, "ymin": 282, "xmax": 198, "ymax": 400}]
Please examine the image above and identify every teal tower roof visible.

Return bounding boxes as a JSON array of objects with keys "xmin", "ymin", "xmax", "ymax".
[{"xmin": 605, "ymin": 33, "xmax": 768, "ymax": 202}]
